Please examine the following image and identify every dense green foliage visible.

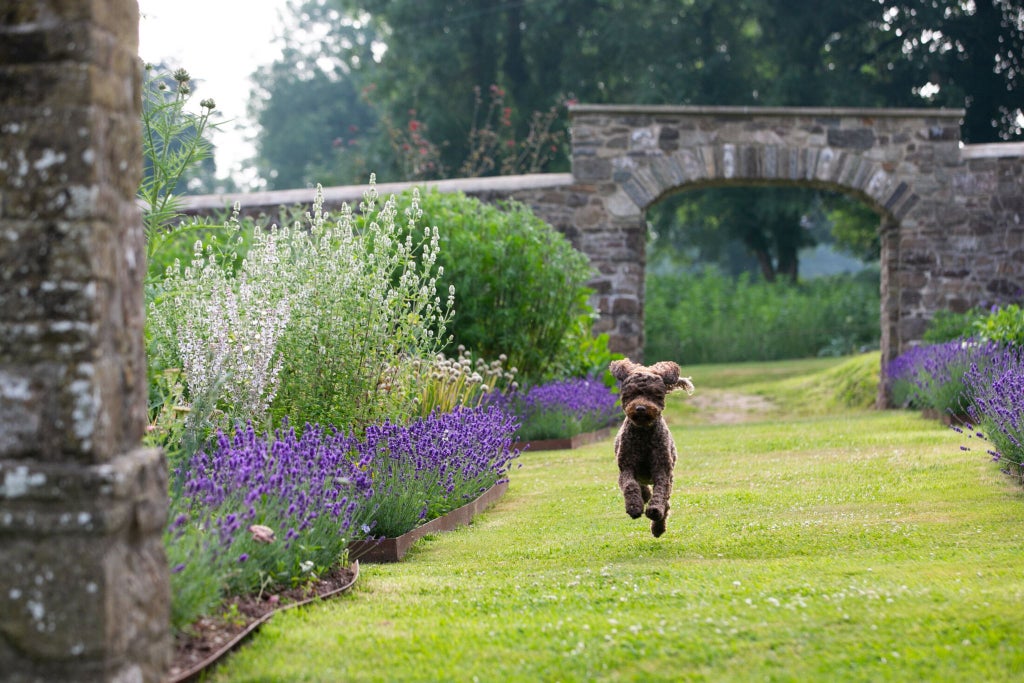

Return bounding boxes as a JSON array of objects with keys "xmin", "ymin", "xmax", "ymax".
[
  {"xmin": 375, "ymin": 189, "xmax": 597, "ymax": 383},
  {"xmin": 245, "ymin": 1, "xmax": 1022, "ymax": 291},
  {"xmin": 252, "ymin": 0, "xmax": 1023, "ymax": 190},
  {"xmin": 973, "ymin": 303, "xmax": 1024, "ymax": 346},
  {"xmin": 922, "ymin": 304, "xmax": 1024, "ymax": 346},
  {"xmin": 644, "ymin": 267, "xmax": 880, "ymax": 363},
  {"xmin": 648, "ymin": 186, "xmax": 882, "ymax": 282}
]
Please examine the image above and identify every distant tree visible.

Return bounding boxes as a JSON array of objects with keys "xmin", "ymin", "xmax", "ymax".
[
  {"xmin": 248, "ymin": 2, "xmax": 382, "ymax": 189},
  {"xmin": 250, "ymin": 0, "xmax": 1021, "ymax": 267}
]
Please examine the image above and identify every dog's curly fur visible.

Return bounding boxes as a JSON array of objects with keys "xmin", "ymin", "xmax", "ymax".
[{"xmin": 610, "ymin": 358, "xmax": 694, "ymax": 537}]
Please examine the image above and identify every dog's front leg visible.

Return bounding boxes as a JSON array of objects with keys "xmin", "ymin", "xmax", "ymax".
[
  {"xmin": 645, "ymin": 469, "xmax": 672, "ymax": 524},
  {"xmin": 618, "ymin": 469, "xmax": 645, "ymax": 519}
]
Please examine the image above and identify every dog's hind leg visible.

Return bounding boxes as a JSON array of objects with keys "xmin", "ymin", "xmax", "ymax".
[
  {"xmin": 640, "ymin": 484, "xmax": 652, "ymax": 504},
  {"xmin": 618, "ymin": 470, "xmax": 645, "ymax": 519}
]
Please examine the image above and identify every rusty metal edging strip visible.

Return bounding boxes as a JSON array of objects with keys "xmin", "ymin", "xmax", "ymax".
[{"xmin": 166, "ymin": 561, "xmax": 360, "ymax": 683}]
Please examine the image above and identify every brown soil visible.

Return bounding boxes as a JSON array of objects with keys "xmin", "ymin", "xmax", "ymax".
[{"xmin": 166, "ymin": 564, "xmax": 357, "ymax": 683}]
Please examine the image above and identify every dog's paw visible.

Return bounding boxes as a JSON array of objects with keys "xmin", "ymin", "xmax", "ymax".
[
  {"xmin": 625, "ymin": 500, "xmax": 644, "ymax": 519},
  {"xmin": 645, "ymin": 504, "xmax": 665, "ymax": 522},
  {"xmin": 650, "ymin": 518, "xmax": 667, "ymax": 537}
]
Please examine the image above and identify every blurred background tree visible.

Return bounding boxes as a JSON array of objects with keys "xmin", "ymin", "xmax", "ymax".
[{"xmin": 244, "ymin": 0, "xmax": 1021, "ymax": 283}]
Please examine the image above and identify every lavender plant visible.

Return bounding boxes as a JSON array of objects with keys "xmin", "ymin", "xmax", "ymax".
[
  {"xmin": 166, "ymin": 421, "xmax": 375, "ymax": 629},
  {"xmin": 885, "ymin": 340, "xmax": 999, "ymax": 415},
  {"xmin": 165, "ymin": 405, "xmax": 520, "ymax": 628},
  {"xmin": 960, "ymin": 346, "xmax": 1024, "ymax": 482},
  {"xmin": 360, "ymin": 405, "xmax": 521, "ymax": 538},
  {"xmin": 488, "ymin": 377, "xmax": 621, "ymax": 442}
]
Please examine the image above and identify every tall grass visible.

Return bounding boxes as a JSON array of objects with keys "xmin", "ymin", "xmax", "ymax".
[{"xmin": 645, "ymin": 267, "xmax": 880, "ymax": 363}]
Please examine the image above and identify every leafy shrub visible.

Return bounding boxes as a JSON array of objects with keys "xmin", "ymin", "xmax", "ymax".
[
  {"xmin": 376, "ymin": 189, "xmax": 595, "ymax": 383},
  {"xmin": 921, "ymin": 308, "xmax": 985, "ymax": 344},
  {"xmin": 488, "ymin": 377, "xmax": 621, "ymax": 441},
  {"xmin": 922, "ymin": 304, "xmax": 1024, "ymax": 346},
  {"xmin": 645, "ymin": 267, "xmax": 880, "ymax": 364},
  {"xmin": 973, "ymin": 304, "xmax": 1024, "ymax": 346}
]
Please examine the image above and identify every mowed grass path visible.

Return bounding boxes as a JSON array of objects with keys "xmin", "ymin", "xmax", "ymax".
[{"xmin": 209, "ymin": 359, "xmax": 1024, "ymax": 682}]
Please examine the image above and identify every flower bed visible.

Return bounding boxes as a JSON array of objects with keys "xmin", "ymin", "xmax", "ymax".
[
  {"xmin": 890, "ymin": 339, "xmax": 1024, "ymax": 484},
  {"xmin": 166, "ymin": 404, "xmax": 520, "ymax": 631},
  {"xmin": 488, "ymin": 376, "xmax": 620, "ymax": 446},
  {"xmin": 885, "ymin": 340, "xmax": 1000, "ymax": 417}
]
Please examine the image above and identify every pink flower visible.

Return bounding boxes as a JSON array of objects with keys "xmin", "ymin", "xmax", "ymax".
[{"xmin": 249, "ymin": 524, "xmax": 275, "ymax": 543}]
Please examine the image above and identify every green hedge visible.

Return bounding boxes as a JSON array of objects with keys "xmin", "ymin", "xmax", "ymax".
[{"xmin": 645, "ymin": 267, "xmax": 880, "ymax": 363}]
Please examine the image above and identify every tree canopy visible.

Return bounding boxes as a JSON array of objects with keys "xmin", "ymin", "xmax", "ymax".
[
  {"xmin": 255, "ymin": 0, "xmax": 1023, "ymax": 189},
  {"xmin": 249, "ymin": 0, "xmax": 1023, "ymax": 277}
]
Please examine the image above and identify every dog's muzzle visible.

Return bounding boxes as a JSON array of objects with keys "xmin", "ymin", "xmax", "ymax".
[{"xmin": 625, "ymin": 402, "xmax": 660, "ymax": 426}]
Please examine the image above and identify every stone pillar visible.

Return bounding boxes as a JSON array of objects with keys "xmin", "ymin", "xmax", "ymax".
[
  {"xmin": 877, "ymin": 216, "xmax": 901, "ymax": 408},
  {"xmin": 0, "ymin": 2, "xmax": 171, "ymax": 682}
]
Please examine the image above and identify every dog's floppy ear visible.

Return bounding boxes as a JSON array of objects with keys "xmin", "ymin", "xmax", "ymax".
[
  {"xmin": 650, "ymin": 361, "xmax": 695, "ymax": 395},
  {"xmin": 610, "ymin": 358, "xmax": 640, "ymax": 381}
]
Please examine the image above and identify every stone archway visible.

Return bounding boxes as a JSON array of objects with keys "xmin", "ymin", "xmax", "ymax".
[{"xmin": 559, "ymin": 105, "xmax": 1024, "ymax": 399}]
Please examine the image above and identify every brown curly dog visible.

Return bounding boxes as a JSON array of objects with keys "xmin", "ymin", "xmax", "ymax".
[{"xmin": 610, "ymin": 359, "xmax": 694, "ymax": 537}]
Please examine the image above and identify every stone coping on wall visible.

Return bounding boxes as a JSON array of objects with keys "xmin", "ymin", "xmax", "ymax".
[
  {"xmin": 960, "ymin": 142, "xmax": 1024, "ymax": 160},
  {"xmin": 178, "ymin": 173, "xmax": 576, "ymax": 215},
  {"xmin": 567, "ymin": 103, "xmax": 966, "ymax": 119}
]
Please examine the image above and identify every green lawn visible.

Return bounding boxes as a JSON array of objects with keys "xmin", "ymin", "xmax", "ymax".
[{"xmin": 208, "ymin": 357, "xmax": 1024, "ymax": 682}]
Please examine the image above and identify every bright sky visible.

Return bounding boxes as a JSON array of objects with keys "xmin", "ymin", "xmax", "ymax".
[{"xmin": 138, "ymin": 0, "xmax": 289, "ymax": 188}]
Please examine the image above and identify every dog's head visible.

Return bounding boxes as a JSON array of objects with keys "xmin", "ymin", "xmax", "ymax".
[{"xmin": 610, "ymin": 359, "xmax": 695, "ymax": 427}]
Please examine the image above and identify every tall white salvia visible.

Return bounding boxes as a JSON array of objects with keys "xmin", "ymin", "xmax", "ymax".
[
  {"xmin": 148, "ymin": 206, "xmax": 293, "ymax": 436},
  {"xmin": 270, "ymin": 176, "xmax": 454, "ymax": 429},
  {"xmin": 148, "ymin": 175, "xmax": 454, "ymax": 437}
]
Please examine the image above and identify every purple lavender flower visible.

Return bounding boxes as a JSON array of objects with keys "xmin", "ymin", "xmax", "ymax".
[
  {"xmin": 961, "ymin": 345, "xmax": 1024, "ymax": 480},
  {"xmin": 360, "ymin": 405, "xmax": 521, "ymax": 537},
  {"xmin": 886, "ymin": 340, "xmax": 1001, "ymax": 414},
  {"xmin": 168, "ymin": 419, "xmax": 376, "ymax": 596},
  {"xmin": 168, "ymin": 404, "xmax": 521, "ymax": 593},
  {"xmin": 487, "ymin": 376, "xmax": 620, "ymax": 440}
]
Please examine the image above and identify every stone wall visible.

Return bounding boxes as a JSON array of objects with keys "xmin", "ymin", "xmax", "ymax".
[
  {"xmin": 181, "ymin": 109, "xmax": 1024, "ymax": 405},
  {"xmin": 0, "ymin": 1, "xmax": 170, "ymax": 681}
]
